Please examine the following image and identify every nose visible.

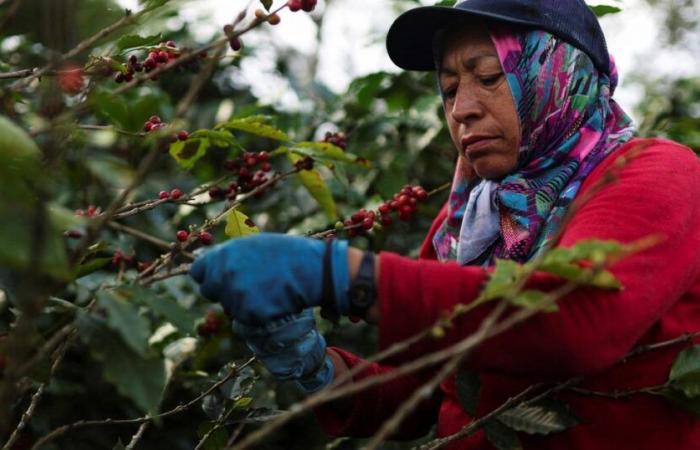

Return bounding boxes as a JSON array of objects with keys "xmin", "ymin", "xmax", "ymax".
[{"xmin": 450, "ymin": 83, "xmax": 484, "ymax": 124}]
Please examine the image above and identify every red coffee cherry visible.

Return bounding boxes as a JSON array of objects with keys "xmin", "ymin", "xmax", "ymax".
[
  {"xmin": 159, "ymin": 190, "xmax": 170, "ymax": 200},
  {"xmin": 170, "ymin": 188, "xmax": 183, "ymax": 200},
  {"xmin": 177, "ymin": 130, "xmax": 189, "ymax": 141},
  {"xmin": 176, "ymin": 230, "xmax": 189, "ymax": 242},
  {"xmin": 198, "ymin": 231, "xmax": 214, "ymax": 245},
  {"xmin": 288, "ymin": 0, "xmax": 302, "ymax": 11}
]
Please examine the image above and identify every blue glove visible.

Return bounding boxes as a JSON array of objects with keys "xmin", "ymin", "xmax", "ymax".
[
  {"xmin": 235, "ymin": 309, "xmax": 334, "ymax": 393},
  {"xmin": 190, "ymin": 233, "xmax": 349, "ymax": 325}
]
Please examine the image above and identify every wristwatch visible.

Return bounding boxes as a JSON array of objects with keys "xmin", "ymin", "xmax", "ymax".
[{"xmin": 347, "ymin": 251, "xmax": 376, "ymax": 319}]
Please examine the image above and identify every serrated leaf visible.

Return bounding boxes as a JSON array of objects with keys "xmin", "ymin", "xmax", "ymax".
[
  {"xmin": 77, "ymin": 311, "xmax": 167, "ymax": 416},
  {"xmin": 116, "ymin": 33, "xmax": 162, "ymax": 52},
  {"xmin": 260, "ymin": 0, "xmax": 273, "ymax": 10},
  {"xmin": 510, "ymin": 290, "xmax": 558, "ymax": 312},
  {"xmin": 484, "ymin": 420, "xmax": 523, "ymax": 450},
  {"xmin": 169, "ymin": 138, "xmax": 210, "ymax": 169},
  {"xmin": 189, "ymin": 129, "xmax": 237, "ymax": 148},
  {"xmin": 225, "ymin": 209, "xmax": 260, "ymax": 238},
  {"xmin": 287, "ymin": 152, "xmax": 338, "ymax": 220},
  {"xmin": 455, "ymin": 367, "xmax": 480, "ymax": 415},
  {"xmin": 497, "ymin": 399, "xmax": 579, "ymax": 435},
  {"xmin": 589, "ymin": 4, "xmax": 622, "ymax": 17},
  {"xmin": 669, "ymin": 345, "xmax": 700, "ymax": 398},
  {"xmin": 218, "ymin": 116, "xmax": 288, "ymax": 141},
  {"xmin": 98, "ymin": 289, "xmax": 152, "ymax": 357}
]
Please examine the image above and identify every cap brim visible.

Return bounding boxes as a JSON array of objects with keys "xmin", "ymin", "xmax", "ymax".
[{"xmin": 386, "ymin": 6, "xmax": 538, "ymax": 71}]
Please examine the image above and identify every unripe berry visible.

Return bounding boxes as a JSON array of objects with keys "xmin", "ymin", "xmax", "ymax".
[
  {"xmin": 176, "ymin": 230, "xmax": 189, "ymax": 242},
  {"xmin": 170, "ymin": 188, "xmax": 183, "ymax": 200},
  {"xmin": 268, "ymin": 13, "xmax": 281, "ymax": 25},
  {"xmin": 159, "ymin": 190, "xmax": 170, "ymax": 199},
  {"xmin": 334, "ymin": 221, "xmax": 345, "ymax": 231}
]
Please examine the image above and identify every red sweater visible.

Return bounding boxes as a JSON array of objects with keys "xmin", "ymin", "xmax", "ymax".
[{"xmin": 316, "ymin": 138, "xmax": 700, "ymax": 449}]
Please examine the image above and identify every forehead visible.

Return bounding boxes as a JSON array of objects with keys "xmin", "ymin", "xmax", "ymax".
[{"xmin": 439, "ymin": 24, "xmax": 498, "ymax": 68}]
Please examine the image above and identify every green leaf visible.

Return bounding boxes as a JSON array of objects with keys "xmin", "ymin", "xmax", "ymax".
[
  {"xmin": 589, "ymin": 5, "xmax": 622, "ymax": 17},
  {"xmin": 0, "ymin": 116, "xmax": 41, "ymax": 178},
  {"xmin": 98, "ymin": 289, "xmax": 152, "ymax": 357},
  {"xmin": 510, "ymin": 290, "xmax": 558, "ymax": 312},
  {"xmin": 90, "ymin": 91, "xmax": 130, "ymax": 130},
  {"xmin": 480, "ymin": 259, "xmax": 525, "ymax": 301},
  {"xmin": 497, "ymin": 399, "xmax": 579, "ymax": 435},
  {"xmin": 137, "ymin": 289, "xmax": 196, "ymax": 334},
  {"xmin": 169, "ymin": 138, "xmax": 210, "ymax": 169},
  {"xmin": 217, "ymin": 116, "xmax": 289, "ymax": 141},
  {"xmin": 669, "ymin": 345, "xmax": 700, "ymax": 398},
  {"xmin": 75, "ymin": 257, "xmax": 112, "ymax": 278},
  {"xmin": 259, "ymin": 0, "xmax": 273, "ymax": 11},
  {"xmin": 188, "ymin": 129, "xmax": 237, "ymax": 148},
  {"xmin": 287, "ymin": 152, "xmax": 338, "ymax": 220},
  {"xmin": 140, "ymin": 0, "xmax": 170, "ymax": 10},
  {"xmin": 292, "ymin": 141, "xmax": 372, "ymax": 168},
  {"xmin": 115, "ymin": 33, "xmax": 162, "ymax": 52},
  {"xmin": 455, "ymin": 367, "xmax": 480, "ymax": 415},
  {"xmin": 484, "ymin": 420, "xmax": 523, "ymax": 450},
  {"xmin": 662, "ymin": 388, "xmax": 700, "ymax": 418},
  {"xmin": 77, "ymin": 311, "xmax": 167, "ymax": 416},
  {"xmin": 225, "ymin": 209, "xmax": 260, "ymax": 238}
]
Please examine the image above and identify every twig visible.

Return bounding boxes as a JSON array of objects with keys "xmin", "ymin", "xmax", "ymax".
[
  {"xmin": 30, "ymin": 357, "xmax": 255, "ymax": 450},
  {"xmin": 623, "ymin": 331, "xmax": 700, "ymax": 360},
  {"xmin": 139, "ymin": 264, "xmax": 190, "ymax": 285},
  {"xmin": 106, "ymin": 221, "xmax": 194, "ymax": 260},
  {"xmin": 363, "ymin": 301, "xmax": 508, "ymax": 450},
  {"xmin": 0, "ymin": 68, "xmax": 35, "ymax": 80},
  {"xmin": 125, "ymin": 422, "xmax": 149, "ymax": 450}
]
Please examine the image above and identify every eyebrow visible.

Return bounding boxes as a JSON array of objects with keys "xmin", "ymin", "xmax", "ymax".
[{"xmin": 438, "ymin": 53, "xmax": 500, "ymax": 77}]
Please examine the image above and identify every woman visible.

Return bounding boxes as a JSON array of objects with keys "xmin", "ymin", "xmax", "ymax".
[{"xmin": 190, "ymin": 0, "xmax": 700, "ymax": 448}]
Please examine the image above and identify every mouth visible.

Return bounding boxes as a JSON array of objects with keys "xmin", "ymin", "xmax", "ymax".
[{"xmin": 461, "ymin": 135, "xmax": 498, "ymax": 159}]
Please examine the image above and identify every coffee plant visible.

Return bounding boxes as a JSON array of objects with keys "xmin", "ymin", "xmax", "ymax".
[{"xmin": 1, "ymin": 1, "xmax": 699, "ymax": 449}]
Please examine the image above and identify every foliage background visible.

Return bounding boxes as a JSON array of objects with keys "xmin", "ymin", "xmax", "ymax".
[{"xmin": 0, "ymin": 0, "xmax": 698, "ymax": 449}]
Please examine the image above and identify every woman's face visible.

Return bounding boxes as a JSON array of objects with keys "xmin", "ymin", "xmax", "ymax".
[{"xmin": 439, "ymin": 24, "xmax": 520, "ymax": 180}]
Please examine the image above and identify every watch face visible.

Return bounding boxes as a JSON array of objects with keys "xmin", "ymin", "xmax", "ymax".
[{"xmin": 349, "ymin": 283, "xmax": 375, "ymax": 308}]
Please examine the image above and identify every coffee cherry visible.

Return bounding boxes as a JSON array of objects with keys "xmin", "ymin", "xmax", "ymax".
[
  {"xmin": 114, "ymin": 72, "xmax": 125, "ymax": 83},
  {"xmin": 268, "ymin": 13, "xmax": 281, "ymax": 25},
  {"xmin": 197, "ymin": 322, "xmax": 212, "ymax": 337},
  {"xmin": 208, "ymin": 186, "xmax": 224, "ymax": 199},
  {"xmin": 378, "ymin": 203, "xmax": 391, "ymax": 214},
  {"xmin": 223, "ymin": 24, "xmax": 234, "ymax": 37},
  {"xmin": 255, "ymin": 8, "xmax": 266, "ymax": 19},
  {"xmin": 229, "ymin": 37, "xmax": 242, "ymax": 51},
  {"xmin": 257, "ymin": 151, "xmax": 269, "ymax": 161},
  {"xmin": 177, "ymin": 130, "xmax": 189, "ymax": 141},
  {"xmin": 245, "ymin": 156, "xmax": 257, "ymax": 167},
  {"xmin": 149, "ymin": 115, "xmax": 161, "ymax": 124},
  {"xmin": 176, "ymin": 230, "xmax": 189, "ymax": 242},
  {"xmin": 170, "ymin": 188, "xmax": 183, "ymax": 200},
  {"xmin": 64, "ymin": 229, "xmax": 83, "ymax": 239},
  {"xmin": 261, "ymin": 162, "xmax": 272, "ymax": 172},
  {"xmin": 288, "ymin": 0, "xmax": 302, "ymax": 11},
  {"xmin": 198, "ymin": 231, "xmax": 213, "ymax": 245},
  {"xmin": 159, "ymin": 190, "xmax": 170, "ymax": 200},
  {"xmin": 144, "ymin": 58, "xmax": 157, "ymax": 70},
  {"xmin": 144, "ymin": 122, "xmax": 154, "ymax": 132},
  {"xmin": 362, "ymin": 217, "xmax": 374, "ymax": 230},
  {"xmin": 301, "ymin": 0, "xmax": 317, "ymax": 12},
  {"xmin": 334, "ymin": 221, "xmax": 345, "ymax": 231},
  {"xmin": 381, "ymin": 215, "xmax": 393, "ymax": 226},
  {"xmin": 294, "ymin": 156, "xmax": 314, "ymax": 171}
]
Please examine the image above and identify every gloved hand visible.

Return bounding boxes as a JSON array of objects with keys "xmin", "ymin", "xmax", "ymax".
[
  {"xmin": 189, "ymin": 233, "xmax": 349, "ymax": 325},
  {"xmin": 235, "ymin": 309, "xmax": 334, "ymax": 393}
]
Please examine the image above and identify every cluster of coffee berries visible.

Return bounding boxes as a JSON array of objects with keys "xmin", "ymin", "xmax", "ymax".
[
  {"xmin": 209, "ymin": 151, "xmax": 272, "ymax": 201},
  {"xmin": 197, "ymin": 310, "xmax": 225, "ymax": 337},
  {"xmin": 288, "ymin": 0, "xmax": 317, "ymax": 12},
  {"xmin": 338, "ymin": 185, "xmax": 429, "ymax": 237},
  {"xmin": 176, "ymin": 229, "xmax": 213, "ymax": 245},
  {"xmin": 158, "ymin": 188, "xmax": 184, "ymax": 201},
  {"xmin": 323, "ymin": 131, "xmax": 347, "ymax": 150},
  {"xmin": 112, "ymin": 249, "xmax": 134, "ymax": 266},
  {"xmin": 142, "ymin": 116, "xmax": 189, "ymax": 141},
  {"xmin": 114, "ymin": 41, "xmax": 202, "ymax": 83},
  {"xmin": 75, "ymin": 205, "xmax": 101, "ymax": 217},
  {"xmin": 254, "ymin": 8, "xmax": 281, "ymax": 25},
  {"xmin": 294, "ymin": 156, "xmax": 315, "ymax": 171}
]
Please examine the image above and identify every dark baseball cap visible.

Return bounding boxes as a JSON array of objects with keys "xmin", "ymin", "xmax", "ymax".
[{"xmin": 386, "ymin": 0, "xmax": 611, "ymax": 75}]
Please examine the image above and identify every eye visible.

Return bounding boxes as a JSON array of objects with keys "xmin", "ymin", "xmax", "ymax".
[
  {"xmin": 441, "ymin": 85, "xmax": 457, "ymax": 100},
  {"xmin": 480, "ymin": 74, "xmax": 503, "ymax": 87}
]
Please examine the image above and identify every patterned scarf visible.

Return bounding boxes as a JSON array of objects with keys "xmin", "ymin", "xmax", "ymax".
[{"xmin": 433, "ymin": 25, "xmax": 636, "ymax": 264}]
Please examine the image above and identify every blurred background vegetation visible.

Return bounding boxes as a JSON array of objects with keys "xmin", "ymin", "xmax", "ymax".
[{"xmin": 0, "ymin": 0, "xmax": 698, "ymax": 449}]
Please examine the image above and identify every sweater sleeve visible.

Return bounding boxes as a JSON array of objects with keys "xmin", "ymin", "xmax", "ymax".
[
  {"xmin": 313, "ymin": 347, "xmax": 442, "ymax": 439},
  {"xmin": 378, "ymin": 140, "xmax": 700, "ymax": 378}
]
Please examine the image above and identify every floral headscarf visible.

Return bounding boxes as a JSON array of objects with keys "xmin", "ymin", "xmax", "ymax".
[{"xmin": 433, "ymin": 24, "xmax": 636, "ymax": 264}]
